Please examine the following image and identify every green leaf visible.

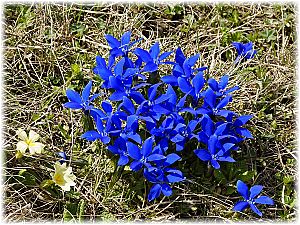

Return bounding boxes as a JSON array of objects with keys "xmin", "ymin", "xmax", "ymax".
[
  {"xmin": 77, "ymin": 199, "xmax": 85, "ymax": 222},
  {"xmin": 225, "ymin": 185, "xmax": 236, "ymax": 195},
  {"xmin": 63, "ymin": 202, "xmax": 77, "ymax": 222},
  {"xmin": 40, "ymin": 179, "xmax": 54, "ymax": 189},
  {"xmin": 237, "ymin": 170, "xmax": 256, "ymax": 182},
  {"xmin": 71, "ymin": 64, "xmax": 81, "ymax": 75},
  {"xmin": 283, "ymin": 176, "xmax": 294, "ymax": 184}
]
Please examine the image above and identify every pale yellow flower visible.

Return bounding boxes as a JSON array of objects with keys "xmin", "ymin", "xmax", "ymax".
[
  {"xmin": 16, "ymin": 129, "xmax": 45, "ymax": 155},
  {"xmin": 51, "ymin": 162, "xmax": 76, "ymax": 191}
]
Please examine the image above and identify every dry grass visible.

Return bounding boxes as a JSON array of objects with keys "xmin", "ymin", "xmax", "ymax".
[{"xmin": 3, "ymin": 3, "xmax": 296, "ymax": 222}]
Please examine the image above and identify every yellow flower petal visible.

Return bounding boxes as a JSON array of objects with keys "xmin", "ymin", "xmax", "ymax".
[
  {"xmin": 28, "ymin": 142, "xmax": 45, "ymax": 154},
  {"xmin": 16, "ymin": 141, "xmax": 28, "ymax": 153},
  {"xmin": 16, "ymin": 129, "xmax": 28, "ymax": 141},
  {"xmin": 28, "ymin": 130, "xmax": 40, "ymax": 142}
]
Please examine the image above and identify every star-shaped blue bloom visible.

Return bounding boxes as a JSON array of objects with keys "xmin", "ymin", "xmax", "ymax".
[
  {"xmin": 63, "ymin": 81, "xmax": 101, "ymax": 117},
  {"xmin": 233, "ymin": 180, "xmax": 274, "ymax": 216},
  {"xmin": 232, "ymin": 42, "xmax": 257, "ymax": 63}
]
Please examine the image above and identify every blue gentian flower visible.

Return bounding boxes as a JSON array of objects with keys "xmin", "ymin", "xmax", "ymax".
[
  {"xmin": 57, "ymin": 151, "xmax": 67, "ymax": 164},
  {"xmin": 143, "ymin": 153, "xmax": 184, "ymax": 201},
  {"xmin": 232, "ymin": 42, "xmax": 257, "ymax": 63},
  {"xmin": 136, "ymin": 83, "xmax": 171, "ymax": 121},
  {"xmin": 170, "ymin": 120, "xmax": 199, "ymax": 151},
  {"xmin": 63, "ymin": 81, "xmax": 101, "ymax": 117},
  {"xmin": 110, "ymin": 114, "xmax": 142, "ymax": 144},
  {"xmin": 81, "ymin": 115, "xmax": 110, "ymax": 144},
  {"xmin": 134, "ymin": 42, "xmax": 174, "ymax": 73},
  {"xmin": 107, "ymin": 137, "xmax": 130, "ymax": 166},
  {"xmin": 194, "ymin": 134, "xmax": 236, "ymax": 169},
  {"xmin": 126, "ymin": 137, "xmax": 166, "ymax": 171},
  {"xmin": 108, "ymin": 64, "xmax": 146, "ymax": 104},
  {"xmin": 207, "ymin": 75, "xmax": 239, "ymax": 97},
  {"xmin": 196, "ymin": 88, "xmax": 235, "ymax": 118},
  {"xmin": 161, "ymin": 47, "xmax": 207, "ymax": 86},
  {"xmin": 178, "ymin": 72, "xmax": 206, "ymax": 103},
  {"xmin": 105, "ymin": 31, "xmax": 142, "ymax": 68},
  {"xmin": 150, "ymin": 116, "xmax": 176, "ymax": 153},
  {"xmin": 226, "ymin": 115, "xmax": 253, "ymax": 139},
  {"xmin": 233, "ymin": 180, "xmax": 274, "ymax": 216}
]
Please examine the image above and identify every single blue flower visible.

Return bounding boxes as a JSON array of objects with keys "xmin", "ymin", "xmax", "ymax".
[
  {"xmin": 110, "ymin": 114, "xmax": 142, "ymax": 144},
  {"xmin": 143, "ymin": 154, "xmax": 184, "ymax": 202},
  {"xmin": 196, "ymin": 88, "xmax": 235, "ymax": 118},
  {"xmin": 170, "ymin": 120, "xmax": 199, "ymax": 151},
  {"xmin": 108, "ymin": 65, "xmax": 146, "ymax": 104},
  {"xmin": 161, "ymin": 47, "xmax": 207, "ymax": 86},
  {"xmin": 57, "ymin": 151, "xmax": 67, "ymax": 164},
  {"xmin": 233, "ymin": 180, "xmax": 274, "ymax": 216},
  {"xmin": 232, "ymin": 42, "xmax": 257, "ymax": 63},
  {"xmin": 81, "ymin": 115, "xmax": 110, "ymax": 144},
  {"xmin": 194, "ymin": 134, "xmax": 236, "ymax": 169},
  {"xmin": 105, "ymin": 31, "xmax": 142, "ymax": 68},
  {"xmin": 155, "ymin": 85, "xmax": 192, "ymax": 121},
  {"xmin": 150, "ymin": 116, "xmax": 176, "ymax": 153},
  {"xmin": 226, "ymin": 115, "xmax": 253, "ymax": 139},
  {"xmin": 107, "ymin": 137, "xmax": 130, "ymax": 166},
  {"xmin": 63, "ymin": 81, "xmax": 101, "ymax": 117},
  {"xmin": 178, "ymin": 72, "xmax": 206, "ymax": 103},
  {"xmin": 134, "ymin": 42, "xmax": 174, "ymax": 73},
  {"xmin": 207, "ymin": 75, "xmax": 239, "ymax": 97},
  {"xmin": 126, "ymin": 137, "xmax": 166, "ymax": 171},
  {"xmin": 136, "ymin": 83, "xmax": 171, "ymax": 121}
]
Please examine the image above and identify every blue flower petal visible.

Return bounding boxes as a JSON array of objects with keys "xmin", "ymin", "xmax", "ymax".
[
  {"xmin": 158, "ymin": 51, "xmax": 172, "ymax": 61},
  {"xmin": 194, "ymin": 149, "xmax": 211, "ymax": 161},
  {"xmin": 118, "ymin": 155, "xmax": 129, "ymax": 166},
  {"xmin": 101, "ymin": 101, "xmax": 112, "ymax": 114},
  {"xmin": 237, "ymin": 180, "xmax": 249, "ymax": 200},
  {"xmin": 105, "ymin": 34, "xmax": 121, "ymax": 49},
  {"xmin": 143, "ymin": 61, "xmax": 158, "ymax": 73},
  {"xmin": 82, "ymin": 81, "xmax": 92, "ymax": 102},
  {"xmin": 66, "ymin": 89, "xmax": 82, "ymax": 103},
  {"xmin": 142, "ymin": 137, "xmax": 154, "ymax": 157},
  {"xmin": 121, "ymin": 31, "xmax": 131, "ymax": 45},
  {"xmin": 249, "ymin": 185, "xmax": 264, "ymax": 199},
  {"xmin": 130, "ymin": 160, "xmax": 143, "ymax": 171},
  {"xmin": 134, "ymin": 48, "xmax": 152, "ymax": 63},
  {"xmin": 63, "ymin": 102, "xmax": 83, "ymax": 109},
  {"xmin": 149, "ymin": 42, "xmax": 160, "ymax": 59},
  {"xmin": 218, "ymin": 75, "xmax": 229, "ymax": 90},
  {"xmin": 148, "ymin": 184, "xmax": 162, "ymax": 201},
  {"xmin": 208, "ymin": 78, "xmax": 219, "ymax": 91},
  {"xmin": 161, "ymin": 183, "xmax": 172, "ymax": 197},
  {"xmin": 81, "ymin": 130, "xmax": 101, "ymax": 141},
  {"xmin": 250, "ymin": 203, "xmax": 262, "ymax": 216},
  {"xmin": 234, "ymin": 115, "xmax": 253, "ymax": 126},
  {"xmin": 147, "ymin": 154, "xmax": 166, "ymax": 161},
  {"xmin": 109, "ymin": 91, "xmax": 125, "ymax": 101},
  {"xmin": 165, "ymin": 153, "xmax": 181, "ymax": 166},
  {"xmin": 127, "ymin": 142, "xmax": 142, "ymax": 160},
  {"xmin": 233, "ymin": 201, "xmax": 249, "ymax": 212},
  {"xmin": 178, "ymin": 77, "xmax": 192, "ymax": 93},
  {"xmin": 254, "ymin": 196, "xmax": 274, "ymax": 205},
  {"xmin": 236, "ymin": 128, "xmax": 253, "ymax": 138},
  {"xmin": 211, "ymin": 159, "xmax": 220, "ymax": 169},
  {"xmin": 161, "ymin": 75, "xmax": 178, "ymax": 85}
]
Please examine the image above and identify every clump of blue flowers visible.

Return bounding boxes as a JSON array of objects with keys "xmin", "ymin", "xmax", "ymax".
[{"xmin": 64, "ymin": 31, "xmax": 274, "ymax": 216}]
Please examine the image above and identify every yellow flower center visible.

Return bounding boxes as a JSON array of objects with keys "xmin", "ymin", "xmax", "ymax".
[
  {"xmin": 25, "ymin": 139, "xmax": 32, "ymax": 146},
  {"xmin": 53, "ymin": 173, "xmax": 65, "ymax": 186}
]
